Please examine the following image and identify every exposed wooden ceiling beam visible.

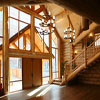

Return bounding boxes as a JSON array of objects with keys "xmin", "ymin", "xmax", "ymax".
[
  {"xmin": 73, "ymin": 22, "xmax": 99, "ymax": 46},
  {"xmin": 35, "ymin": 7, "xmax": 43, "ymax": 14},
  {"xmin": 11, "ymin": 43, "xmax": 18, "ymax": 49},
  {"xmin": 40, "ymin": 5, "xmax": 48, "ymax": 16},
  {"xmin": 14, "ymin": 6, "xmax": 48, "ymax": 21},
  {"xmin": 0, "ymin": 0, "xmax": 49, "ymax": 6},
  {"xmin": 67, "ymin": 15, "xmax": 74, "ymax": 30},
  {"xmin": 0, "ymin": 0, "xmax": 100, "ymax": 24}
]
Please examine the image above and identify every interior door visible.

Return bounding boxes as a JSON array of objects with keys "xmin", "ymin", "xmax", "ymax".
[
  {"xmin": 32, "ymin": 59, "xmax": 42, "ymax": 86},
  {"xmin": 22, "ymin": 58, "xmax": 42, "ymax": 89},
  {"xmin": 22, "ymin": 58, "xmax": 33, "ymax": 89}
]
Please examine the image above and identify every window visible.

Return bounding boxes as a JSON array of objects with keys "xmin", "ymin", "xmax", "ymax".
[
  {"xmin": 0, "ymin": 8, "xmax": 3, "ymax": 86},
  {"xmin": 9, "ymin": 57, "xmax": 22, "ymax": 92},
  {"xmin": 52, "ymin": 32, "xmax": 59, "ymax": 79},
  {"xmin": 42, "ymin": 59, "xmax": 49, "ymax": 84},
  {"xmin": 8, "ymin": 7, "xmax": 31, "ymax": 51},
  {"xmin": 35, "ymin": 18, "xmax": 49, "ymax": 53}
]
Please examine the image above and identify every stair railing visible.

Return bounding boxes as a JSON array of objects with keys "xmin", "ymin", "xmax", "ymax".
[{"xmin": 64, "ymin": 36, "xmax": 100, "ymax": 79}]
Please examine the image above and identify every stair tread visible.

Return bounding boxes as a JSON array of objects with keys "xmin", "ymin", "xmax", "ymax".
[
  {"xmin": 53, "ymin": 81, "xmax": 62, "ymax": 85},
  {"xmin": 53, "ymin": 78, "xmax": 62, "ymax": 82}
]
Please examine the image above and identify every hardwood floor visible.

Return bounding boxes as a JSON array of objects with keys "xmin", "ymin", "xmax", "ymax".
[{"xmin": 1, "ymin": 84, "xmax": 100, "ymax": 100}]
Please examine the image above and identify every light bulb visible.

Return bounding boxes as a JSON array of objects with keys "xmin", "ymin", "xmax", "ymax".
[
  {"xmin": 73, "ymin": 36, "xmax": 75, "ymax": 39},
  {"xmin": 70, "ymin": 34, "xmax": 71, "ymax": 38},
  {"xmin": 89, "ymin": 33, "xmax": 93, "ymax": 37},
  {"xmin": 75, "ymin": 50, "xmax": 77, "ymax": 54},
  {"xmin": 53, "ymin": 16, "xmax": 55, "ymax": 20},
  {"xmin": 66, "ymin": 29, "xmax": 67, "ymax": 31},
  {"xmin": 52, "ymin": 20, "xmax": 54, "ymax": 23},
  {"xmin": 73, "ymin": 30, "xmax": 75, "ymax": 33},
  {"xmin": 64, "ymin": 35, "xmax": 67, "ymax": 39},
  {"xmin": 48, "ymin": 29, "xmax": 50, "ymax": 33},
  {"xmin": 42, "ymin": 19, "xmax": 44, "ymax": 22},
  {"xmin": 47, "ymin": 20, "xmax": 50, "ymax": 24},
  {"xmin": 29, "ymin": 5, "xmax": 31, "ymax": 9},
  {"xmin": 52, "ymin": 28, "xmax": 54, "ymax": 32},
  {"xmin": 73, "ymin": 32, "xmax": 75, "ymax": 36},
  {"xmin": 53, "ymin": 24, "xmax": 55, "ymax": 27},
  {"xmin": 70, "ymin": 39, "xmax": 72, "ymax": 43},
  {"xmin": 70, "ymin": 27, "xmax": 72, "ymax": 31},
  {"xmin": 64, "ymin": 30, "xmax": 66, "ymax": 33},
  {"xmin": 49, "ymin": 12, "xmax": 51, "ymax": 15}
]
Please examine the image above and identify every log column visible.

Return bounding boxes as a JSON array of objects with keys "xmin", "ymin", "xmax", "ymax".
[
  {"xmin": 3, "ymin": 7, "xmax": 9, "ymax": 94},
  {"xmin": 31, "ymin": 8, "xmax": 35, "ymax": 53},
  {"xmin": 49, "ymin": 26, "xmax": 52, "ymax": 83}
]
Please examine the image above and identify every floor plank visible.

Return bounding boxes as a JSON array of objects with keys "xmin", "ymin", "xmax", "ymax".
[{"xmin": 1, "ymin": 84, "xmax": 100, "ymax": 100}]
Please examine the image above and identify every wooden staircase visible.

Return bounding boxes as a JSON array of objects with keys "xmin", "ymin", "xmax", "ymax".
[
  {"xmin": 61, "ymin": 36, "xmax": 100, "ymax": 85},
  {"xmin": 78, "ymin": 58, "xmax": 100, "ymax": 85},
  {"xmin": 52, "ymin": 78, "xmax": 62, "ymax": 85}
]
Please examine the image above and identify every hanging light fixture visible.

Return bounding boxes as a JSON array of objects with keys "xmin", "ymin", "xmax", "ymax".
[
  {"xmin": 39, "ymin": 11, "xmax": 55, "ymax": 35},
  {"xmin": 64, "ymin": 23, "xmax": 75, "ymax": 42},
  {"xmin": 64, "ymin": 12, "xmax": 75, "ymax": 43}
]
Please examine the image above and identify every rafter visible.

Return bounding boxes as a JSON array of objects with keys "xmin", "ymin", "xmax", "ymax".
[
  {"xmin": 35, "ymin": 6, "xmax": 43, "ymax": 14},
  {"xmin": 11, "ymin": 43, "xmax": 18, "ymax": 49},
  {"xmin": 67, "ymin": 15, "xmax": 74, "ymax": 30}
]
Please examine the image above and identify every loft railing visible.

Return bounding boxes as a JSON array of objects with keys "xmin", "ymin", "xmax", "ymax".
[{"xmin": 64, "ymin": 36, "xmax": 100, "ymax": 79}]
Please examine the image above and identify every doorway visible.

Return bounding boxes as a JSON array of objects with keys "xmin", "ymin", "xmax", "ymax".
[
  {"xmin": 9, "ymin": 57, "xmax": 22, "ymax": 92},
  {"xmin": 22, "ymin": 58, "xmax": 42, "ymax": 89},
  {"xmin": 52, "ymin": 48, "xmax": 59, "ymax": 79},
  {"xmin": 42, "ymin": 59, "xmax": 49, "ymax": 85}
]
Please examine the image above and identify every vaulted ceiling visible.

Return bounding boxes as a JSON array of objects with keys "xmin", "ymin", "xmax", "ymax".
[
  {"xmin": 0, "ymin": 0, "xmax": 100, "ymax": 24},
  {"xmin": 45, "ymin": 4, "xmax": 82, "ymax": 41},
  {"xmin": 1, "ymin": 0, "xmax": 100, "ymax": 42}
]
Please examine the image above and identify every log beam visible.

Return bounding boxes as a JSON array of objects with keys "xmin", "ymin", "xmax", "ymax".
[{"xmin": 73, "ymin": 23, "xmax": 100, "ymax": 46}]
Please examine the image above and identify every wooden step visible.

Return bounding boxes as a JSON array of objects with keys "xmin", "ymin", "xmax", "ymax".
[
  {"xmin": 53, "ymin": 81, "xmax": 62, "ymax": 85},
  {"xmin": 79, "ymin": 80, "xmax": 100, "ymax": 85},
  {"xmin": 79, "ymin": 77, "xmax": 100, "ymax": 83},
  {"xmin": 53, "ymin": 78, "xmax": 62, "ymax": 82}
]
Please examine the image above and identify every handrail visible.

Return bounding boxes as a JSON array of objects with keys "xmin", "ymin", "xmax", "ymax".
[
  {"xmin": 66, "ymin": 50, "xmax": 84, "ymax": 65},
  {"xmin": 65, "ymin": 35, "xmax": 100, "ymax": 79},
  {"xmin": 87, "ymin": 36, "xmax": 100, "ymax": 49}
]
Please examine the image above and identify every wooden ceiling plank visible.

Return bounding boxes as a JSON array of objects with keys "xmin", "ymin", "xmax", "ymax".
[{"xmin": 55, "ymin": 10, "xmax": 65, "ymax": 17}]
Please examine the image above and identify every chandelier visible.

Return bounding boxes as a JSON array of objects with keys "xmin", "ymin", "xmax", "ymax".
[
  {"xmin": 64, "ymin": 14, "xmax": 75, "ymax": 43},
  {"xmin": 39, "ymin": 12, "xmax": 55, "ymax": 35},
  {"xmin": 64, "ymin": 26, "xmax": 75, "ymax": 43}
]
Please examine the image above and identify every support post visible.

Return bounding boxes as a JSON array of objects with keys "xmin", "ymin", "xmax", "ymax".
[
  {"xmin": 31, "ymin": 13, "xmax": 35, "ymax": 53},
  {"xmin": 3, "ymin": 7, "xmax": 9, "ymax": 94},
  {"xmin": 49, "ymin": 26, "xmax": 52, "ymax": 83},
  {"xmin": 58, "ymin": 38, "xmax": 61, "ymax": 79}
]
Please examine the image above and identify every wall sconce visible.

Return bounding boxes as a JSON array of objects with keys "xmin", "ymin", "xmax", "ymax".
[
  {"xmin": 74, "ymin": 50, "xmax": 77, "ymax": 55},
  {"xmin": 89, "ymin": 33, "xmax": 93, "ymax": 37}
]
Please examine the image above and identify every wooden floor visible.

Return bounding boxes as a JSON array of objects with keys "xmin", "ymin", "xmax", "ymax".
[{"xmin": 1, "ymin": 84, "xmax": 100, "ymax": 100}]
